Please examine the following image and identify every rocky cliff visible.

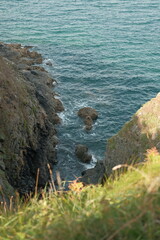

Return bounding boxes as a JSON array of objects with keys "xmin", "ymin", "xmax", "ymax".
[
  {"xmin": 0, "ymin": 43, "xmax": 63, "ymax": 201},
  {"xmin": 1, "ymin": 42, "xmax": 160, "ymax": 201},
  {"xmin": 105, "ymin": 93, "xmax": 160, "ymax": 176}
]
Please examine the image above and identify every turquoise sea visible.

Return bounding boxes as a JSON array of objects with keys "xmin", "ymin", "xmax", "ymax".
[{"xmin": 0, "ymin": 0, "xmax": 160, "ymax": 181}]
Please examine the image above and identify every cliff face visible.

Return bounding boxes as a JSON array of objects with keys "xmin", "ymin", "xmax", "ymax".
[
  {"xmin": 0, "ymin": 43, "xmax": 63, "ymax": 200},
  {"xmin": 105, "ymin": 94, "xmax": 160, "ymax": 176}
]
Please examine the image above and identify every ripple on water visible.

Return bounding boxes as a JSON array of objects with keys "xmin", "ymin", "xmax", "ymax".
[{"xmin": 0, "ymin": 0, "xmax": 160, "ymax": 182}]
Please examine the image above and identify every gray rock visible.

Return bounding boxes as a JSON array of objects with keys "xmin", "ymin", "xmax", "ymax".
[
  {"xmin": 54, "ymin": 99, "xmax": 64, "ymax": 112},
  {"xmin": 0, "ymin": 42, "xmax": 64, "ymax": 199},
  {"xmin": 80, "ymin": 161, "xmax": 105, "ymax": 185},
  {"xmin": 75, "ymin": 144, "xmax": 92, "ymax": 163}
]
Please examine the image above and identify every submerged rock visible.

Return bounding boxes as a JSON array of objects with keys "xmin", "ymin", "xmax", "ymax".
[
  {"xmin": 45, "ymin": 59, "xmax": 53, "ymax": 66},
  {"xmin": 77, "ymin": 107, "xmax": 98, "ymax": 130},
  {"xmin": 75, "ymin": 144, "xmax": 92, "ymax": 163}
]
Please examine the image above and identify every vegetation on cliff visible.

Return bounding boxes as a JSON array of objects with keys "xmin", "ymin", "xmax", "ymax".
[
  {"xmin": 105, "ymin": 93, "xmax": 160, "ymax": 177},
  {"xmin": 0, "ymin": 148, "xmax": 160, "ymax": 240},
  {"xmin": 0, "ymin": 43, "xmax": 63, "ymax": 200},
  {"xmin": 1, "ymin": 42, "xmax": 160, "ymax": 239}
]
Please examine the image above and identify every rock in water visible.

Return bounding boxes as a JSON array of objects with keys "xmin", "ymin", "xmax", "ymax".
[
  {"xmin": 84, "ymin": 116, "xmax": 93, "ymax": 131},
  {"xmin": 75, "ymin": 144, "xmax": 92, "ymax": 163},
  {"xmin": 45, "ymin": 59, "xmax": 53, "ymax": 66},
  {"xmin": 54, "ymin": 98, "xmax": 64, "ymax": 112},
  {"xmin": 78, "ymin": 107, "xmax": 98, "ymax": 120},
  {"xmin": 77, "ymin": 107, "xmax": 98, "ymax": 130},
  {"xmin": 80, "ymin": 161, "xmax": 105, "ymax": 185}
]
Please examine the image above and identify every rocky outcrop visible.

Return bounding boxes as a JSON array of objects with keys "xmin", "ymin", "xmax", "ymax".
[
  {"xmin": 75, "ymin": 144, "xmax": 92, "ymax": 163},
  {"xmin": 80, "ymin": 161, "xmax": 105, "ymax": 185},
  {"xmin": 105, "ymin": 93, "xmax": 160, "ymax": 176},
  {"xmin": 77, "ymin": 107, "xmax": 98, "ymax": 131},
  {"xmin": 0, "ymin": 43, "xmax": 63, "ymax": 201}
]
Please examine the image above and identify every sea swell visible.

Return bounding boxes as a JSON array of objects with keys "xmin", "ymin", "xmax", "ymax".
[{"xmin": 0, "ymin": 0, "xmax": 160, "ymax": 182}]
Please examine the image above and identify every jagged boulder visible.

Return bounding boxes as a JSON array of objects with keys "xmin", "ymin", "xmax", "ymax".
[{"xmin": 105, "ymin": 93, "xmax": 160, "ymax": 176}]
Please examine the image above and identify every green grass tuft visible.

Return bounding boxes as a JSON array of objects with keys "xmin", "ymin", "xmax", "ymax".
[{"xmin": 0, "ymin": 148, "xmax": 160, "ymax": 240}]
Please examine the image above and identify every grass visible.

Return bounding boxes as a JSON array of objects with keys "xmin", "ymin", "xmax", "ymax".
[{"xmin": 0, "ymin": 148, "xmax": 160, "ymax": 240}]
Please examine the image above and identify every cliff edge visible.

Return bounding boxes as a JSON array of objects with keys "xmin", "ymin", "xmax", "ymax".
[
  {"xmin": 105, "ymin": 93, "xmax": 160, "ymax": 176},
  {"xmin": 0, "ymin": 43, "xmax": 63, "ymax": 201}
]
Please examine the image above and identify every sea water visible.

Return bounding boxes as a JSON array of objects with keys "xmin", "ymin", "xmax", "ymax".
[{"xmin": 0, "ymin": 0, "xmax": 160, "ymax": 181}]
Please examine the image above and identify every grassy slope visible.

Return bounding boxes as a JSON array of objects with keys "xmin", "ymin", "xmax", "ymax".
[
  {"xmin": 105, "ymin": 94, "xmax": 160, "ymax": 177},
  {"xmin": 0, "ymin": 149, "xmax": 160, "ymax": 240}
]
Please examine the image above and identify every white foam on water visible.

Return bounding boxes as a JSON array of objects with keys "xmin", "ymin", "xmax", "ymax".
[
  {"xmin": 92, "ymin": 154, "xmax": 98, "ymax": 164},
  {"xmin": 43, "ymin": 58, "xmax": 54, "ymax": 65},
  {"xmin": 90, "ymin": 132, "xmax": 96, "ymax": 136},
  {"xmin": 57, "ymin": 112, "xmax": 65, "ymax": 123},
  {"xmin": 54, "ymin": 94, "xmax": 61, "ymax": 99},
  {"xmin": 83, "ymin": 154, "xmax": 97, "ymax": 170},
  {"xmin": 57, "ymin": 111, "xmax": 72, "ymax": 125},
  {"xmin": 74, "ymin": 101, "xmax": 90, "ymax": 111},
  {"xmin": 63, "ymin": 133, "xmax": 72, "ymax": 139}
]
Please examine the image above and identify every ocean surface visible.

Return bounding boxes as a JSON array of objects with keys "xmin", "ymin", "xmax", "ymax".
[{"xmin": 0, "ymin": 0, "xmax": 160, "ymax": 182}]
